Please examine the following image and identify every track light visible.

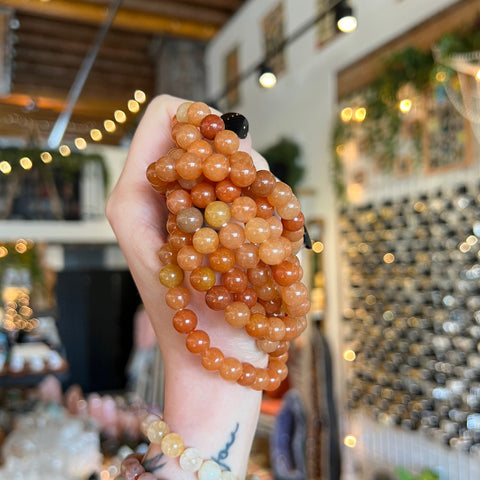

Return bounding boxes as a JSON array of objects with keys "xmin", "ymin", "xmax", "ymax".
[
  {"xmin": 336, "ymin": 1, "xmax": 357, "ymax": 33},
  {"xmin": 258, "ymin": 63, "xmax": 277, "ymax": 89}
]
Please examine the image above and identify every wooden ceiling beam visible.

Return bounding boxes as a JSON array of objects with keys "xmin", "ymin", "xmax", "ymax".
[
  {"xmin": 79, "ymin": 0, "xmax": 229, "ymax": 26},
  {"xmin": 2, "ymin": 0, "xmax": 218, "ymax": 39}
]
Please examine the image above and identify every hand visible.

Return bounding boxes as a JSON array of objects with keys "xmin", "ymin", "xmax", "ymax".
[{"xmin": 107, "ymin": 95, "xmax": 270, "ymax": 479}]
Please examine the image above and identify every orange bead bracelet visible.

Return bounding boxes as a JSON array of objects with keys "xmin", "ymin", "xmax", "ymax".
[{"xmin": 147, "ymin": 101, "xmax": 310, "ymax": 391}]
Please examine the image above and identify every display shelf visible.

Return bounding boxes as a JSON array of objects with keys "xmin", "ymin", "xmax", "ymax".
[{"xmin": 0, "ymin": 219, "xmax": 116, "ymax": 244}]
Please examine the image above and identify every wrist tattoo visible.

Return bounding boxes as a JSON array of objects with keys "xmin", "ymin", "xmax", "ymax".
[
  {"xmin": 211, "ymin": 422, "xmax": 240, "ymax": 471},
  {"xmin": 143, "ymin": 452, "xmax": 166, "ymax": 473}
]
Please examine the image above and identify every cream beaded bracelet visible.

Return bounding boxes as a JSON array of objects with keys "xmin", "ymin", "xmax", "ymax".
[{"xmin": 118, "ymin": 413, "xmax": 239, "ymax": 480}]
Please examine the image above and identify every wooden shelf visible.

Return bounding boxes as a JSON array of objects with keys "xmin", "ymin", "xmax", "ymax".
[{"xmin": 0, "ymin": 219, "xmax": 117, "ymax": 244}]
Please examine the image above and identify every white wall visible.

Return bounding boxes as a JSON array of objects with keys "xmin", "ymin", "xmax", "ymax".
[{"xmin": 205, "ymin": 0, "xmax": 461, "ymax": 435}]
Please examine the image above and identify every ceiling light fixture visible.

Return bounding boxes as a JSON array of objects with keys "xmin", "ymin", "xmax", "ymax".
[
  {"xmin": 258, "ymin": 63, "xmax": 277, "ymax": 89},
  {"xmin": 336, "ymin": 1, "xmax": 357, "ymax": 33}
]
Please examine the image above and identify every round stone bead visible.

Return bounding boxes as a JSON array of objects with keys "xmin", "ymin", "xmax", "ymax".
[
  {"xmin": 201, "ymin": 347, "xmax": 224, "ymax": 371},
  {"xmin": 245, "ymin": 217, "xmax": 271, "ymax": 244},
  {"xmin": 251, "ymin": 368, "xmax": 270, "ymax": 391},
  {"xmin": 166, "ymin": 189, "xmax": 192, "ymax": 215},
  {"xmin": 187, "ymin": 139, "xmax": 213, "ymax": 160},
  {"xmin": 278, "ymin": 236, "xmax": 292, "ymax": 259},
  {"xmin": 157, "ymin": 244, "xmax": 176, "ymax": 265},
  {"xmin": 165, "ymin": 286, "xmax": 191, "ymax": 310},
  {"xmin": 267, "ymin": 182, "xmax": 293, "ymax": 207},
  {"xmin": 282, "ymin": 228, "xmax": 304, "ymax": 242},
  {"xmin": 176, "ymin": 207, "xmax": 204, "ymax": 233},
  {"xmin": 179, "ymin": 447, "xmax": 203, "ymax": 472},
  {"xmin": 176, "ymin": 152, "xmax": 203, "ymax": 180},
  {"xmin": 209, "ymin": 247, "xmax": 236, "ymax": 273},
  {"xmin": 282, "ymin": 317, "xmax": 298, "ymax": 341},
  {"xmin": 193, "ymin": 228, "xmax": 219, "ymax": 254},
  {"xmin": 161, "ymin": 432, "xmax": 185, "ymax": 457},
  {"xmin": 205, "ymin": 201, "xmax": 231, "ymax": 228},
  {"xmin": 214, "ymin": 130, "xmax": 240, "ymax": 155},
  {"xmin": 219, "ymin": 357, "xmax": 243, "ymax": 382},
  {"xmin": 176, "ymin": 102, "xmax": 193, "ymax": 123},
  {"xmin": 245, "ymin": 313, "xmax": 268, "ymax": 338},
  {"xmin": 221, "ymin": 268, "xmax": 248, "ymax": 293},
  {"xmin": 247, "ymin": 262, "xmax": 271, "ymax": 287},
  {"xmin": 191, "ymin": 182, "xmax": 216, "ymax": 208},
  {"xmin": 229, "ymin": 154, "xmax": 256, "ymax": 188},
  {"xmin": 254, "ymin": 197, "xmax": 275, "ymax": 219},
  {"xmin": 266, "ymin": 317, "xmax": 286, "ymax": 341},
  {"xmin": 146, "ymin": 161, "xmax": 165, "ymax": 187},
  {"xmin": 255, "ymin": 279, "xmax": 278, "ymax": 301},
  {"xmin": 272, "ymin": 260, "xmax": 300, "ymax": 286},
  {"xmin": 269, "ymin": 340, "xmax": 290, "ymax": 357},
  {"xmin": 173, "ymin": 309, "xmax": 198, "ymax": 334},
  {"xmin": 175, "ymin": 124, "xmax": 202, "ymax": 149},
  {"xmin": 187, "ymin": 101, "xmax": 211, "ymax": 126},
  {"xmin": 159, "ymin": 264, "xmax": 184, "ymax": 288},
  {"xmin": 230, "ymin": 196, "xmax": 257, "ymax": 223},
  {"xmin": 141, "ymin": 414, "xmax": 161, "ymax": 436},
  {"xmin": 215, "ymin": 179, "xmax": 242, "ymax": 203},
  {"xmin": 202, "ymin": 153, "xmax": 230, "ymax": 182},
  {"xmin": 282, "ymin": 212, "xmax": 305, "ymax": 231},
  {"xmin": 281, "ymin": 281, "xmax": 309, "ymax": 306},
  {"xmin": 261, "ymin": 297, "xmax": 283, "ymax": 315},
  {"xmin": 235, "ymin": 243, "xmax": 259, "ymax": 269},
  {"xmin": 205, "ymin": 285, "xmax": 232, "ymax": 310},
  {"xmin": 155, "ymin": 155, "xmax": 178, "ymax": 183},
  {"xmin": 177, "ymin": 245, "xmax": 203, "ymax": 271},
  {"xmin": 167, "ymin": 215, "xmax": 180, "ymax": 234},
  {"xmin": 250, "ymin": 170, "xmax": 276, "ymax": 196},
  {"xmin": 250, "ymin": 302, "xmax": 266, "ymax": 315},
  {"xmin": 200, "ymin": 114, "xmax": 225, "ymax": 140},
  {"xmin": 285, "ymin": 299, "xmax": 311, "ymax": 317},
  {"xmin": 269, "ymin": 358, "xmax": 289, "ymax": 381},
  {"xmin": 221, "ymin": 112, "xmax": 249, "ymax": 139},
  {"xmin": 237, "ymin": 362, "xmax": 257, "ymax": 387},
  {"xmin": 256, "ymin": 339, "xmax": 279, "ymax": 353},
  {"xmin": 123, "ymin": 459, "xmax": 145, "ymax": 480},
  {"xmin": 259, "ymin": 238, "xmax": 287, "ymax": 265},
  {"xmin": 198, "ymin": 460, "xmax": 222, "ymax": 480},
  {"xmin": 233, "ymin": 286, "xmax": 257, "ymax": 308},
  {"xmin": 265, "ymin": 370, "xmax": 282, "ymax": 392},
  {"xmin": 190, "ymin": 266, "xmax": 216, "ymax": 291},
  {"xmin": 224, "ymin": 301, "xmax": 251, "ymax": 328},
  {"xmin": 186, "ymin": 330, "xmax": 210, "ymax": 354},
  {"xmin": 276, "ymin": 196, "xmax": 302, "ymax": 220},
  {"xmin": 147, "ymin": 420, "xmax": 170, "ymax": 444},
  {"xmin": 169, "ymin": 232, "xmax": 194, "ymax": 253},
  {"xmin": 218, "ymin": 223, "xmax": 245, "ymax": 249}
]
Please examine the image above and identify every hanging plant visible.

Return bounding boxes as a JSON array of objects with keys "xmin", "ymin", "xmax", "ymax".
[
  {"xmin": 260, "ymin": 137, "xmax": 304, "ymax": 191},
  {"xmin": 332, "ymin": 23, "xmax": 480, "ymax": 199}
]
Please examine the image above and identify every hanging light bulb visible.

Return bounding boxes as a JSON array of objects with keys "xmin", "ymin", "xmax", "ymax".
[
  {"xmin": 258, "ymin": 63, "xmax": 277, "ymax": 89},
  {"xmin": 336, "ymin": 1, "xmax": 357, "ymax": 33}
]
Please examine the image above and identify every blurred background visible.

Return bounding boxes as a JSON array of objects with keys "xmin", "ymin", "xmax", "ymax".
[{"xmin": 0, "ymin": 0, "xmax": 479, "ymax": 479}]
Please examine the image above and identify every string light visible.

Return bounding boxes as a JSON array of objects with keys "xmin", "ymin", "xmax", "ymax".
[
  {"xmin": 19, "ymin": 157, "xmax": 33, "ymax": 170},
  {"xmin": 90, "ymin": 129, "xmax": 103, "ymax": 142},
  {"xmin": 59, "ymin": 145, "xmax": 71, "ymax": 157},
  {"xmin": 436, "ymin": 71, "xmax": 447, "ymax": 83},
  {"xmin": 476, "ymin": 69, "xmax": 480, "ymax": 81},
  {"xmin": 15, "ymin": 239, "xmax": 28, "ymax": 254},
  {"xmin": 114, "ymin": 110, "xmax": 127, "ymax": 123},
  {"xmin": 134, "ymin": 89, "xmax": 146, "ymax": 103},
  {"xmin": 343, "ymin": 349, "xmax": 356, "ymax": 361},
  {"xmin": 312, "ymin": 241, "xmax": 324, "ymax": 253},
  {"xmin": 399, "ymin": 98, "xmax": 412, "ymax": 114},
  {"xmin": 0, "ymin": 246, "xmax": 8, "ymax": 258},
  {"xmin": 340, "ymin": 107, "xmax": 353, "ymax": 122},
  {"xmin": 353, "ymin": 107, "xmax": 366, "ymax": 122},
  {"xmin": 104, "ymin": 120, "xmax": 116, "ymax": 133},
  {"xmin": 344, "ymin": 435, "xmax": 357, "ymax": 448},
  {"xmin": 0, "ymin": 160, "xmax": 12, "ymax": 174},
  {"xmin": 40, "ymin": 152, "xmax": 53, "ymax": 163},
  {"xmin": 75, "ymin": 137, "xmax": 88, "ymax": 150},
  {"xmin": 128, "ymin": 99, "xmax": 140, "ymax": 113}
]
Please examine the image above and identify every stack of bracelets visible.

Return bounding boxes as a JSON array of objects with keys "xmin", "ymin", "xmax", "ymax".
[{"xmin": 120, "ymin": 101, "xmax": 310, "ymax": 479}]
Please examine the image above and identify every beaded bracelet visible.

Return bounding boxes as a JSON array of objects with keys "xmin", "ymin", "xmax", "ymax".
[
  {"xmin": 118, "ymin": 413, "xmax": 239, "ymax": 480},
  {"xmin": 146, "ymin": 101, "xmax": 310, "ymax": 391}
]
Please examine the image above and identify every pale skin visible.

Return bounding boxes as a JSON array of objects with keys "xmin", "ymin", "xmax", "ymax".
[{"xmin": 106, "ymin": 94, "xmax": 270, "ymax": 479}]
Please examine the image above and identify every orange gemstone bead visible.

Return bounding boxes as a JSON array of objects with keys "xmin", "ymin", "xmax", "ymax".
[
  {"xmin": 218, "ymin": 223, "xmax": 245, "ymax": 249},
  {"xmin": 237, "ymin": 362, "xmax": 257, "ymax": 386},
  {"xmin": 176, "ymin": 245, "xmax": 203, "ymax": 271},
  {"xmin": 155, "ymin": 155, "xmax": 178, "ymax": 183},
  {"xmin": 192, "ymin": 228, "xmax": 219, "ymax": 254},
  {"xmin": 214, "ymin": 130, "xmax": 240, "ymax": 155},
  {"xmin": 173, "ymin": 309, "xmax": 198, "ymax": 333},
  {"xmin": 191, "ymin": 182, "xmax": 216, "ymax": 208},
  {"xmin": 189, "ymin": 266, "xmax": 216, "ymax": 291},
  {"xmin": 186, "ymin": 330, "xmax": 210, "ymax": 354},
  {"xmin": 165, "ymin": 286, "xmax": 190, "ymax": 310},
  {"xmin": 264, "ymin": 370, "xmax": 282, "ymax": 392},
  {"xmin": 247, "ymin": 262, "xmax": 271, "ymax": 287},
  {"xmin": 252, "ymin": 368, "xmax": 270, "ymax": 391},
  {"xmin": 168, "ymin": 232, "xmax": 193, "ymax": 253},
  {"xmin": 159, "ymin": 264, "xmax": 184, "ymax": 288},
  {"xmin": 268, "ymin": 359, "xmax": 289, "ymax": 381},
  {"xmin": 166, "ymin": 189, "xmax": 192, "ymax": 215},
  {"xmin": 187, "ymin": 139, "xmax": 212, "ymax": 160},
  {"xmin": 208, "ymin": 247, "xmax": 236, "ymax": 273},
  {"xmin": 187, "ymin": 102, "xmax": 210, "ymax": 126},
  {"xmin": 272, "ymin": 260, "xmax": 300, "ymax": 287},
  {"xmin": 202, "ymin": 153, "xmax": 229, "ymax": 182},
  {"xmin": 224, "ymin": 301, "xmax": 251, "ymax": 328},
  {"xmin": 229, "ymin": 156, "xmax": 256, "ymax": 188},
  {"xmin": 281, "ymin": 281, "xmax": 309, "ymax": 306},
  {"xmin": 176, "ymin": 102, "xmax": 192, "ymax": 123},
  {"xmin": 219, "ymin": 357, "xmax": 243, "ymax": 381},
  {"xmin": 282, "ymin": 317, "xmax": 298, "ymax": 341},
  {"xmin": 157, "ymin": 244, "xmax": 176, "ymax": 265},
  {"xmin": 250, "ymin": 170, "xmax": 276, "ymax": 197},
  {"xmin": 259, "ymin": 238, "xmax": 287, "ymax": 265},
  {"xmin": 244, "ymin": 217, "xmax": 271, "ymax": 244},
  {"xmin": 254, "ymin": 197, "xmax": 275, "ymax": 219},
  {"xmin": 282, "ymin": 228, "xmax": 304, "ymax": 242},
  {"xmin": 205, "ymin": 285, "xmax": 231, "ymax": 310},
  {"xmin": 256, "ymin": 339, "xmax": 279, "ymax": 353},
  {"xmin": 222, "ymin": 267, "xmax": 248, "ymax": 293},
  {"xmin": 230, "ymin": 197, "xmax": 257, "ymax": 223},
  {"xmin": 233, "ymin": 286, "xmax": 257, "ymax": 308},
  {"xmin": 201, "ymin": 347, "xmax": 224, "ymax": 371},
  {"xmin": 266, "ymin": 317, "xmax": 286, "ymax": 342},
  {"xmin": 200, "ymin": 114, "xmax": 225, "ymax": 140},
  {"xmin": 255, "ymin": 279, "xmax": 278, "ymax": 301},
  {"xmin": 276, "ymin": 196, "xmax": 302, "ymax": 220},
  {"xmin": 245, "ymin": 313, "xmax": 269, "ymax": 338},
  {"xmin": 215, "ymin": 179, "xmax": 242, "ymax": 203},
  {"xmin": 176, "ymin": 152, "xmax": 203, "ymax": 181},
  {"xmin": 176, "ymin": 207, "xmax": 204, "ymax": 233},
  {"xmin": 235, "ymin": 243, "xmax": 259, "ymax": 269},
  {"xmin": 204, "ymin": 201, "xmax": 231, "ymax": 228},
  {"xmin": 175, "ymin": 124, "xmax": 202, "ymax": 149},
  {"xmin": 282, "ymin": 212, "xmax": 305, "ymax": 231},
  {"xmin": 267, "ymin": 182, "xmax": 293, "ymax": 207}
]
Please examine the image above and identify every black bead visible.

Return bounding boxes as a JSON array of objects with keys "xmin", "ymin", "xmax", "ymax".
[{"xmin": 221, "ymin": 112, "xmax": 249, "ymax": 139}]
